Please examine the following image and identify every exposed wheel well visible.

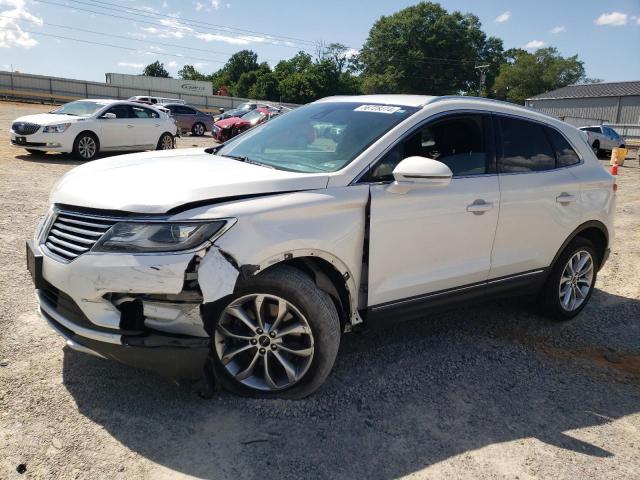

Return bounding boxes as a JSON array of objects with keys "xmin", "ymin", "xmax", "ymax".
[
  {"xmin": 74, "ymin": 130, "xmax": 99, "ymax": 146},
  {"xmin": 592, "ymin": 140, "xmax": 599, "ymax": 147},
  {"xmin": 260, "ymin": 257, "xmax": 351, "ymax": 330},
  {"xmin": 575, "ymin": 227, "xmax": 607, "ymax": 267}
]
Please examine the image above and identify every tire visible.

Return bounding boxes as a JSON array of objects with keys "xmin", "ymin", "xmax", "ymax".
[
  {"xmin": 156, "ymin": 132, "xmax": 174, "ymax": 150},
  {"xmin": 591, "ymin": 141, "xmax": 601, "ymax": 158},
  {"xmin": 25, "ymin": 149, "xmax": 46, "ymax": 155},
  {"xmin": 211, "ymin": 265, "xmax": 341, "ymax": 399},
  {"xmin": 73, "ymin": 132, "xmax": 99, "ymax": 161},
  {"xmin": 191, "ymin": 122, "xmax": 206, "ymax": 136},
  {"xmin": 540, "ymin": 237, "xmax": 598, "ymax": 320}
]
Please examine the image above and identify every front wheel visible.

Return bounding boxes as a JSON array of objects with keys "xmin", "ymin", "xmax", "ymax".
[
  {"xmin": 157, "ymin": 133, "xmax": 174, "ymax": 150},
  {"xmin": 211, "ymin": 266, "xmax": 341, "ymax": 399},
  {"xmin": 540, "ymin": 237, "xmax": 598, "ymax": 320},
  {"xmin": 73, "ymin": 133, "xmax": 99, "ymax": 161},
  {"xmin": 192, "ymin": 122, "xmax": 205, "ymax": 136}
]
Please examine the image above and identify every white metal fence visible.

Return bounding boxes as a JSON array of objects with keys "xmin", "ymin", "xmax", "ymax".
[{"xmin": 0, "ymin": 71, "xmax": 298, "ymax": 112}]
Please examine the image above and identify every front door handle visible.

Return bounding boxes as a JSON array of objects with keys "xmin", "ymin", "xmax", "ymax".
[
  {"xmin": 466, "ymin": 200, "xmax": 493, "ymax": 215},
  {"xmin": 556, "ymin": 193, "xmax": 577, "ymax": 204}
]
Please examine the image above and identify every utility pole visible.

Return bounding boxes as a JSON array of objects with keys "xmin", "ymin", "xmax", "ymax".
[{"xmin": 475, "ymin": 64, "xmax": 490, "ymax": 97}]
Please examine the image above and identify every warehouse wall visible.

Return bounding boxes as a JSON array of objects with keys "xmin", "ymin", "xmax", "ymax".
[{"xmin": 527, "ymin": 96, "xmax": 640, "ymax": 125}]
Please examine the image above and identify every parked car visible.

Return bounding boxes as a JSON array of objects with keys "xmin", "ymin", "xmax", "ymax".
[
  {"xmin": 10, "ymin": 99, "xmax": 177, "ymax": 160},
  {"xmin": 212, "ymin": 107, "xmax": 277, "ymax": 142},
  {"xmin": 213, "ymin": 102, "xmax": 278, "ymax": 122},
  {"xmin": 27, "ymin": 95, "xmax": 615, "ymax": 398},
  {"xmin": 579, "ymin": 125, "xmax": 625, "ymax": 157},
  {"xmin": 128, "ymin": 96, "xmax": 186, "ymax": 105},
  {"xmin": 163, "ymin": 103, "xmax": 214, "ymax": 136}
]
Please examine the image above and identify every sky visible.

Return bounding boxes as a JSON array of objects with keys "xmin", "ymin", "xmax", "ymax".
[{"xmin": 0, "ymin": 0, "xmax": 639, "ymax": 83}]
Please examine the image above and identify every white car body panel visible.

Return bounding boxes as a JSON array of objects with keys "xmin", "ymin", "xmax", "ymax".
[
  {"xmin": 368, "ymin": 176, "xmax": 499, "ymax": 305},
  {"xmin": 50, "ymin": 149, "xmax": 330, "ymax": 213}
]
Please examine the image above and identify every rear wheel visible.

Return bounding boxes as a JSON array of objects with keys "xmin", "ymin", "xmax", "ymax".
[
  {"xmin": 211, "ymin": 266, "xmax": 340, "ymax": 399},
  {"xmin": 192, "ymin": 122, "xmax": 205, "ymax": 136},
  {"xmin": 591, "ymin": 141, "xmax": 601, "ymax": 158},
  {"xmin": 73, "ymin": 132, "xmax": 99, "ymax": 161},
  {"xmin": 540, "ymin": 237, "xmax": 598, "ymax": 320},
  {"xmin": 156, "ymin": 133, "xmax": 174, "ymax": 150}
]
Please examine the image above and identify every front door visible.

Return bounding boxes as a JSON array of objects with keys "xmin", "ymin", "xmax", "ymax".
[
  {"xmin": 99, "ymin": 104, "xmax": 134, "ymax": 148},
  {"xmin": 366, "ymin": 113, "xmax": 500, "ymax": 311}
]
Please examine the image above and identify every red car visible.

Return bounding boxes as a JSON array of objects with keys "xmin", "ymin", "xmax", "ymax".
[{"xmin": 212, "ymin": 107, "xmax": 277, "ymax": 142}]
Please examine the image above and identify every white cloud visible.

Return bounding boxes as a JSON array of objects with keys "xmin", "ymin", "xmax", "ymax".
[
  {"xmin": 162, "ymin": 0, "xmax": 168, "ymax": 8},
  {"xmin": 551, "ymin": 25, "xmax": 566, "ymax": 34},
  {"xmin": 0, "ymin": 0, "xmax": 43, "ymax": 48},
  {"xmin": 595, "ymin": 12, "xmax": 628, "ymax": 26},
  {"xmin": 195, "ymin": 32, "xmax": 262, "ymax": 45},
  {"xmin": 495, "ymin": 11, "xmax": 511, "ymax": 23},
  {"xmin": 210, "ymin": 0, "xmax": 220, "ymax": 9},
  {"xmin": 343, "ymin": 48, "xmax": 359, "ymax": 58},
  {"xmin": 522, "ymin": 40, "xmax": 545, "ymax": 49},
  {"xmin": 195, "ymin": 1, "xmax": 204, "ymax": 11},
  {"xmin": 118, "ymin": 62, "xmax": 144, "ymax": 68},
  {"xmin": 166, "ymin": 60, "xmax": 178, "ymax": 68}
]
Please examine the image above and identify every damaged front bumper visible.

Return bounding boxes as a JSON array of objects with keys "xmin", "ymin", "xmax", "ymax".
[{"xmin": 29, "ymin": 225, "xmax": 240, "ymax": 379}]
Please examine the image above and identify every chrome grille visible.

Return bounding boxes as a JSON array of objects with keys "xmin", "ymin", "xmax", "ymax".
[
  {"xmin": 11, "ymin": 121, "xmax": 40, "ymax": 135},
  {"xmin": 44, "ymin": 212, "xmax": 116, "ymax": 262}
]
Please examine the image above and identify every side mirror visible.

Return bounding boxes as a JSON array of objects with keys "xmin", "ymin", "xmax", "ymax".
[
  {"xmin": 101, "ymin": 113, "xmax": 116, "ymax": 119},
  {"xmin": 387, "ymin": 156, "xmax": 453, "ymax": 194},
  {"xmin": 219, "ymin": 108, "xmax": 225, "ymax": 113}
]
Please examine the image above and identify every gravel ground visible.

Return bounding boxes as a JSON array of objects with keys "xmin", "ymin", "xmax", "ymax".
[{"xmin": 1, "ymin": 101, "xmax": 639, "ymax": 480}]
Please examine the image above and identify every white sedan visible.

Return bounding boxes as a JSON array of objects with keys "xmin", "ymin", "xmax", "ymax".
[{"xmin": 10, "ymin": 99, "xmax": 178, "ymax": 160}]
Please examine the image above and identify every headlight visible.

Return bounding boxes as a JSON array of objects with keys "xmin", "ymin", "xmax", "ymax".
[
  {"xmin": 42, "ymin": 123, "xmax": 71, "ymax": 133},
  {"xmin": 93, "ymin": 221, "xmax": 229, "ymax": 253}
]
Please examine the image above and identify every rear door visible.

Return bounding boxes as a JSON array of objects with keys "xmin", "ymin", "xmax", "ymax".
[
  {"xmin": 129, "ymin": 105, "xmax": 161, "ymax": 147},
  {"xmin": 489, "ymin": 115, "xmax": 582, "ymax": 280}
]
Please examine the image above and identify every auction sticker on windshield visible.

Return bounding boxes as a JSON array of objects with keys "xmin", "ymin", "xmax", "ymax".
[{"xmin": 354, "ymin": 105, "xmax": 403, "ymax": 114}]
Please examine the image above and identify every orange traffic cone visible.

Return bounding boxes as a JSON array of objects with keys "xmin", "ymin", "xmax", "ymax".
[{"xmin": 611, "ymin": 162, "xmax": 618, "ymax": 175}]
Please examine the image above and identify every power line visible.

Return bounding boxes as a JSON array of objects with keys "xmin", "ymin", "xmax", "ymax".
[
  {"xmin": 35, "ymin": 0, "xmax": 317, "ymax": 51},
  {"xmin": 78, "ymin": 0, "xmax": 319, "ymax": 47}
]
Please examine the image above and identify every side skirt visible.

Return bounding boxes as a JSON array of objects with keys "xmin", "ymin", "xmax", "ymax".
[{"xmin": 365, "ymin": 269, "xmax": 546, "ymax": 328}]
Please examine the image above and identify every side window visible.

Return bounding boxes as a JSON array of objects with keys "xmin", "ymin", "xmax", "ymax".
[
  {"xmin": 131, "ymin": 106, "xmax": 159, "ymax": 118},
  {"xmin": 104, "ymin": 104, "xmax": 131, "ymax": 118},
  {"xmin": 545, "ymin": 127, "xmax": 580, "ymax": 167},
  {"xmin": 498, "ymin": 117, "xmax": 555, "ymax": 173},
  {"xmin": 369, "ymin": 114, "xmax": 489, "ymax": 181}
]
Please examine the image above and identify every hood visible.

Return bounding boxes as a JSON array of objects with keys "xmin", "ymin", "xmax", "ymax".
[
  {"xmin": 13, "ymin": 113, "xmax": 87, "ymax": 126},
  {"xmin": 50, "ymin": 148, "xmax": 329, "ymax": 214},
  {"xmin": 215, "ymin": 117, "xmax": 245, "ymax": 129}
]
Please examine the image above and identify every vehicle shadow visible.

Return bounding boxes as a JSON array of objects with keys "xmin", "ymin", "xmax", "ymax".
[
  {"xmin": 15, "ymin": 151, "xmax": 123, "ymax": 165},
  {"xmin": 61, "ymin": 288, "xmax": 640, "ymax": 479}
]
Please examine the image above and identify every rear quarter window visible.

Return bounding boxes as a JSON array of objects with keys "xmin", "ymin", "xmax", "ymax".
[{"xmin": 545, "ymin": 127, "xmax": 580, "ymax": 167}]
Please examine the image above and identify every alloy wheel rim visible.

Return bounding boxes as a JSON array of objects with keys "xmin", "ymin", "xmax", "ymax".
[
  {"xmin": 214, "ymin": 293, "xmax": 315, "ymax": 391},
  {"xmin": 195, "ymin": 124, "xmax": 204, "ymax": 135},
  {"xmin": 78, "ymin": 137, "xmax": 96, "ymax": 159},
  {"xmin": 558, "ymin": 250, "xmax": 594, "ymax": 311},
  {"xmin": 161, "ymin": 135, "xmax": 173, "ymax": 149}
]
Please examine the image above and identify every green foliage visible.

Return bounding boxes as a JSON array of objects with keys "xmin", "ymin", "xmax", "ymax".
[
  {"xmin": 493, "ymin": 47, "xmax": 586, "ymax": 104},
  {"xmin": 358, "ymin": 2, "xmax": 498, "ymax": 95},
  {"xmin": 178, "ymin": 65, "xmax": 207, "ymax": 81},
  {"xmin": 142, "ymin": 61, "xmax": 171, "ymax": 78}
]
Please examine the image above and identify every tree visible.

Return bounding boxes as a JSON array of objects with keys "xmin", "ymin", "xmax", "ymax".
[
  {"xmin": 143, "ymin": 61, "xmax": 171, "ymax": 78},
  {"xmin": 359, "ymin": 2, "xmax": 498, "ymax": 95},
  {"xmin": 178, "ymin": 64, "xmax": 207, "ymax": 81},
  {"xmin": 223, "ymin": 50, "xmax": 259, "ymax": 83},
  {"xmin": 493, "ymin": 47, "xmax": 585, "ymax": 104}
]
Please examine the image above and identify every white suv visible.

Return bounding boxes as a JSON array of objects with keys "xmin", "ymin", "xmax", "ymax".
[{"xmin": 27, "ymin": 95, "xmax": 615, "ymax": 398}]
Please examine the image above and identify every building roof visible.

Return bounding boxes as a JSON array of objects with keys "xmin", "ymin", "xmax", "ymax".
[{"xmin": 528, "ymin": 80, "xmax": 640, "ymax": 101}]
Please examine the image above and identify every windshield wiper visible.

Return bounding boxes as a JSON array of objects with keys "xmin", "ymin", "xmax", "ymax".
[{"xmin": 221, "ymin": 154, "xmax": 275, "ymax": 169}]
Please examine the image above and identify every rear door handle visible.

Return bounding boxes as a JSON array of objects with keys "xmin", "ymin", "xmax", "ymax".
[
  {"xmin": 466, "ymin": 200, "xmax": 493, "ymax": 214},
  {"xmin": 556, "ymin": 193, "xmax": 577, "ymax": 204}
]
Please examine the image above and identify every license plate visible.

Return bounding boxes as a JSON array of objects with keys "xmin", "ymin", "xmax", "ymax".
[
  {"xmin": 16, "ymin": 136, "xmax": 26, "ymax": 144},
  {"xmin": 26, "ymin": 240, "xmax": 45, "ymax": 290}
]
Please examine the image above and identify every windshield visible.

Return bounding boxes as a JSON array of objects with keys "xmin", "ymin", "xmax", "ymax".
[
  {"xmin": 51, "ymin": 101, "xmax": 106, "ymax": 117},
  {"xmin": 242, "ymin": 110, "xmax": 265, "ymax": 123},
  {"xmin": 217, "ymin": 102, "xmax": 418, "ymax": 173}
]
